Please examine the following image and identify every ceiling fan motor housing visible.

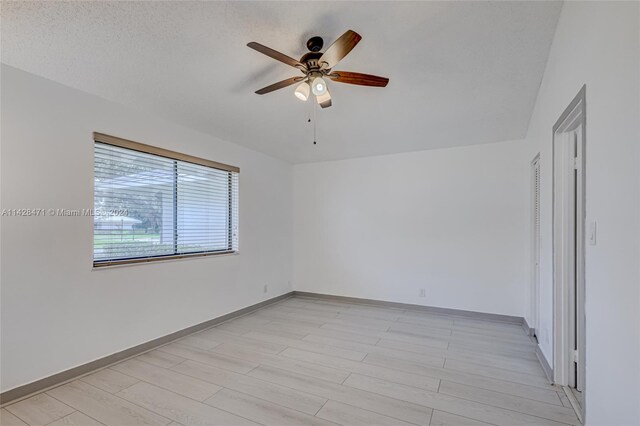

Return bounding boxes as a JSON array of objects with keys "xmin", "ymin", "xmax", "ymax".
[
  {"xmin": 300, "ymin": 51, "xmax": 323, "ymax": 72},
  {"xmin": 306, "ymin": 36, "xmax": 324, "ymax": 52}
]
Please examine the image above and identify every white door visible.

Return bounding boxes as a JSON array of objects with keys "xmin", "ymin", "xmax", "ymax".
[
  {"xmin": 569, "ymin": 127, "xmax": 585, "ymax": 393},
  {"xmin": 556, "ymin": 126, "xmax": 585, "ymax": 401},
  {"xmin": 566, "ymin": 129, "xmax": 578, "ymax": 389}
]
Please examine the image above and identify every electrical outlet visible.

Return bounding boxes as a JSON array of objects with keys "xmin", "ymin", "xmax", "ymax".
[
  {"xmin": 263, "ymin": 284, "xmax": 268, "ymax": 294},
  {"xmin": 419, "ymin": 288, "xmax": 426, "ymax": 298}
]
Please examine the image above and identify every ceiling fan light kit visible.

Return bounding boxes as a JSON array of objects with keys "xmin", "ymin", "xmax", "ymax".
[
  {"xmin": 247, "ymin": 30, "xmax": 389, "ymax": 109},
  {"xmin": 310, "ymin": 76, "xmax": 327, "ymax": 96},
  {"xmin": 316, "ymin": 90, "xmax": 332, "ymax": 108},
  {"xmin": 294, "ymin": 81, "xmax": 310, "ymax": 101}
]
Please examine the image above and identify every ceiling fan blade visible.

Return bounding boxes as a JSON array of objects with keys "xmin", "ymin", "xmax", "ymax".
[
  {"xmin": 319, "ymin": 30, "xmax": 362, "ymax": 69},
  {"xmin": 327, "ymin": 71, "xmax": 389, "ymax": 87},
  {"xmin": 255, "ymin": 76, "xmax": 304, "ymax": 95},
  {"xmin": 247, "ymin": 42, "xmax": 304, "ymax": 69},
  {"xmin": 316, "ymin": 89, "xmax": 332, "ymax": 108}
]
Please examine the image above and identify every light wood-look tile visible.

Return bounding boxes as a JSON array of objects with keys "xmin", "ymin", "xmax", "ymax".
[
  {"xmin": 5, "ymin": 297, "xmax": 565, "ymax": 426},
  {"xmin": 443, "ymin": 359, "xmax": 549, "ymax": 387},
  {"xmin": 210, "ymin": 343, "xmax": 351, "ymax": 384},
  {"xmin": 279, "ymin": 347, "xmax": 440, "ymax": 391},
  {"xmin": 171, "ymin": 359, "xmax": 327, "ymax": 415},
  {"xmin": 226, "ymin": 315, "xmax": 272, "ymax": 328},
  {"xmin": 453, "ymin": 317, "xmax": 523, "ymax": 332},
  {"xmin": 303, "ymin": 334, "xmax": 446, "ymax": 367},
  {"xmin": 363, "ymin": 353, "xmax": 560, "ymax": 405},
  {"xmin": 326, "ymin": 316, "xmax": 393, "ymax": 332},
  {"xmin": 197, "ymin": 329, "xmax": 288, "ymax": 354},
  {"xmin": 252, "ymin": 311, "xmax": 328, "ymax": 328},
  {"xmin": 1, "ymin": 408, "xmax": 29, "ymax": 426},
  {"xmin": 395, "ymin": 313, "xmax": 455, "ymax": 328},
  {"xmin": 274, "ymin": 300, "xmax": 343, "ymax": 314},
  {"xmin": 316, "ymin": 400, "xmax": 416, "ymax": 426},
  {"xmin": 451, "ymin": 328, "xmax": 534, "ymax": 344},
  {"xmin": 111, "ymin": 359, "xmax": 221, "ymax": 401},
  {"xmin": 212, "ymin": 322, "xmax": 261, "ymax": 336},
  {"xmin": 218, "ymin": 320, "xmax": 308, "ymax": 340},
  {"xmin": 444, "ymin": 354, "xmax": 545, "ymax": 377},
  {"xmin": 242, "ymin": 331, "xmax": 368, "ymax": 361},
  {"xmin": 285, "ymin": 299, "xmax": 405, "ymax": 322},
  {"xmin": 47, "ymin": 381, "xmax": 170, "ymax": 426},
  {"xmin": 438, "ymin": 381, "xmax": 579, "ymax": 425},
  {"xmin": 157, "ymin": 343, "xmax": 258, "ymax": 374},
  {"xmin": 5, "ymin": 393, "xmax": 74, "ymax": 426},
  {"xmin": 47, "ymin": 411, "xmax": 105, "ymax": 426},
  {"xmin": 386, "ymin": 322, "xmax": 454, "ymax": 338},
  {"xmin": 174, "ymin": 335, "xmax": 222, "ymax": 351},
  {"xmin": 393, "ymin": 314, "xmax": 458, "ymax": 330},
  {"xmin": 264, "ymin": 306, "xmax": 340, "ymax": 322},
  {"xmin": 264, "ymin": 321, "xmax": 381, "ymax": 345},
  {"xmin": 320, "ymin": 322, "xmax": 450, "ymax": 350},
  {"xmin": 447, "ymin": 341, "xmax": 539, "ymax": 361},
  {"xmin": 388, "ymin": 325, "xmax": 535, "ymax": 353},
  {"xmin": 344, "ymin": 374, "xmax": 566, "ymax": 426},
  {"xmin": 248, "ymin": 365, "xmax": 433, "ymax": 425},
  {"xmin": 116, "ymin": 382, "xmax": 257, "ymax": 426},
  {"xmin": 376, "ymin": 337, "xmax": 544, "ymax": 375},
  {"xmin": 558, "ymin": 390, "xmax": 572, "ymax": 408},
  {"xmin": 205, "ymin": 388, "xmax": 335, "ymax": 425},
  {"xmin": 80, "ymin": 368, "xmax": 140, "ymax": 394},
  {"xmin": 135, "ymin": 350, "xmax": 186, "ymax": 369},
  {"xmin": 429, "ymin": 410, "xmax": 493, "ymax": 426}
]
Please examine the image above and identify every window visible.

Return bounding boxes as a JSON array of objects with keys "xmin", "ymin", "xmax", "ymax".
[{"xmin": 93, "ymin": 133, "xmax": 239, "ymax": 267}]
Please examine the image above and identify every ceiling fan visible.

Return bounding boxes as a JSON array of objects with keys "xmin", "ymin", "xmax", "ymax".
[{"xmin": 247, "ymin": 30, "xmax": 389, "ymax": 108}]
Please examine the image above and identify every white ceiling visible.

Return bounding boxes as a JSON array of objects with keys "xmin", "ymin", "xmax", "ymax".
[{"xmin": 1, "ymin": 1, "xmax": 561, "ymax": 163}]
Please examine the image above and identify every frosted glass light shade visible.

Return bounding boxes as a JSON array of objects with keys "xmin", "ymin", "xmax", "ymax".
[
  {"xmin": 294, "ymin": 81, "xmax": 310, "ymax": 101},
  {"xmin": 311, "ymin": 77, "xmax": 327, "ymax": 96}
]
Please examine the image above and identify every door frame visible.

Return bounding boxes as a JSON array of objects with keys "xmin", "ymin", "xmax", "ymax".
[
  {"xmin": 552, "ymin": 85, "xmax": 586, "ymax": 421},
  {"xmin": 530, "ymin": 153, "xmax": 541, "ymax": 339}
]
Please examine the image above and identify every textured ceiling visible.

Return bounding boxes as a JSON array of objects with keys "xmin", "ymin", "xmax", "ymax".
[{"xmin": 1, "ymin": 1, "xmax": 561, "ymax": 163}]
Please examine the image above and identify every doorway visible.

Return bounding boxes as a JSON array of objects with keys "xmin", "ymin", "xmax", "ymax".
[{"xmin": 552, "ymin": 86, "xmax": 586, "ymax": 422}]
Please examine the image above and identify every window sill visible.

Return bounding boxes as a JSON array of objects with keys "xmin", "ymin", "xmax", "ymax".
[{"xmin": 92, "ymin": 250, "xmax": 239, "ymax": 270}]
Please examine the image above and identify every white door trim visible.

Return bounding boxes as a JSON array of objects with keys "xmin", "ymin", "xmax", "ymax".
[
  {"xmin": 530, "ymin": 154, "xmax": 541, "ymax": 338},
  {"xmin": 552, "ymin": 85, "xmax": 586, "ymax": 421}
]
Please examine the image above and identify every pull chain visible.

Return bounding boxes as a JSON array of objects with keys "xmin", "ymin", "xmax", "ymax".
[
  {"xmin": 313, "ymin": 102, "xmax": 317, "ymax": 145},
  {"xmin": 307, "ymin": 103, "xmax": 318, "ymax": 145}
]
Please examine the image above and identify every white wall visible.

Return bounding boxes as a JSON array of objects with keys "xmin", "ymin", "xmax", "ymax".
[
  {"xmin": 0, "ymin": 65, "xmax": 293, "ymax": 392},
  {"xmin": 524, "ymin": 2, "xmax": 640, "ymax": 425},
  {"xmin": 293, "ymin": 140, "xmax": 530, "ymax": 317}
]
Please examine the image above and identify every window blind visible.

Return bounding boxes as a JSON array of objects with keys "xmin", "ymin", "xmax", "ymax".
[{"xmin": 93, "ymin": 135, "xmax": 239, "ymax": 266}]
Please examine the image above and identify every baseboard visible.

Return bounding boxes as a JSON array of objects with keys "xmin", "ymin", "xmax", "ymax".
[
  {"xmin": 0, "ymin": 291, "xmax": 293, "ymax": 406},
  {"xmin": 522, "ymin": 318, "xmax": 534, "ymax": 336},
  {"xmin": 292, "ymin": 291, "xmax": 524, "ymax": 325},
  {"xmin": 536, "ymin": 344, "xmax": 554, "ymax": 383},
  {"xmin": 563, "ymin": 386, "xmax": 584, "ymax": 424}
]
